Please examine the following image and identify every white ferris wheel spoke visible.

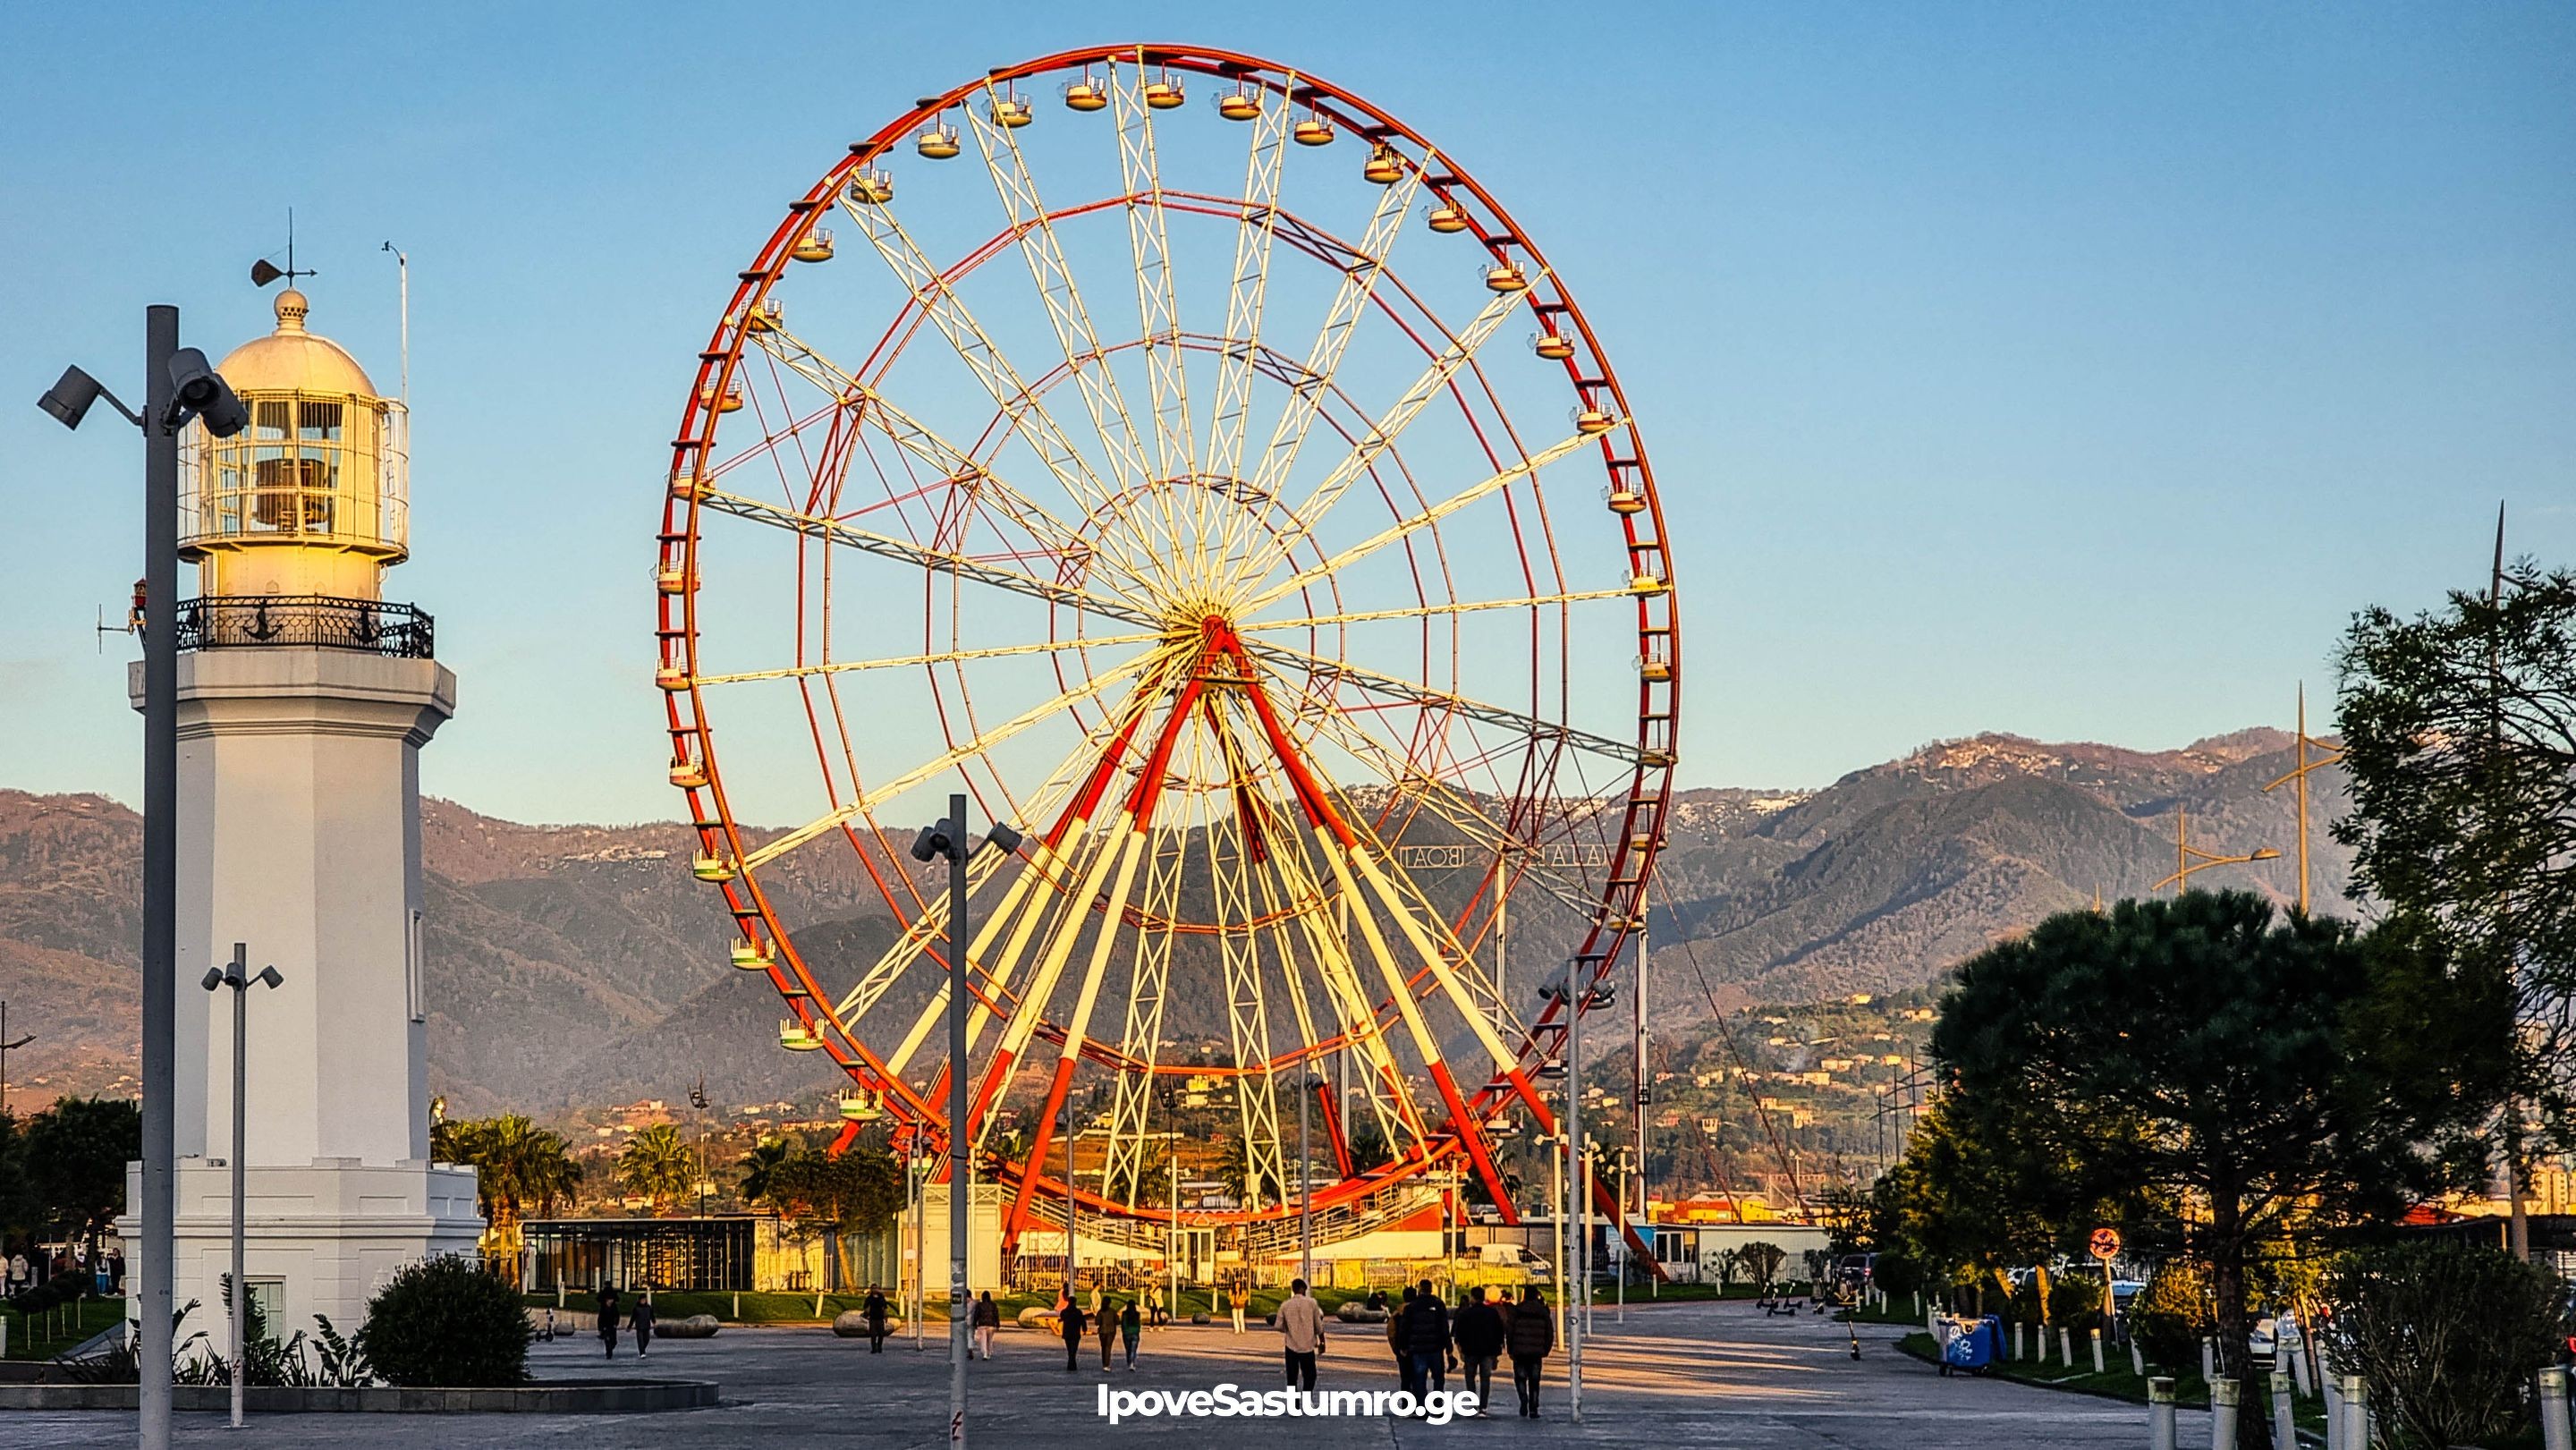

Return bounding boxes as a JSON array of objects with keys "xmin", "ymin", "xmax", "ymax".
[
  {"xmin": 1240, "ymin": 635, "xmax": 1646, "ymax": 765},
  {"xmin": 838, "ymin": 189, "xmax": 1124, "ymax": 527},
  {"xmin": 746, "ymin": 323, "xmax": 1160, "ymax": 595},
  {"xmin": 967, "ymin": 85, "xmax": 1157, "ymax": 501},
  {"xmin": 691, "ymin": 630, "xmax": 1162, "ymax": 687},
  {"xmin": 1203, "ymin": 72, "xmax": 1298, "ymax": 484},
  {"xmin": 733, "ymin": 644, "xmax": 1174, "ymax": 876},
  {"xmin": 1240, "ymin": 431, "xmax": 1594, "ymax": 615},
  {"xmin": 1240, "ymin": 587, "xmax": 1639, "ymax": 637},
  {"xmin": 696, "ymin": 486, "xmax": 1161, "ymax": 632},
  {"xmin": 1202, "ymin": 723, "xmax": 1289, "ymax": 1206},
  {"xmin": 1109, "ymin": 52, "xmax": 1201, "ymax": 492},
  {"xmin": 1243, "ymin": 157, "xmax": 1427, "ymax": 521},
  {"xmin": 1227, "ymin": 284, "xmax": 1537, "ymax": 595}
]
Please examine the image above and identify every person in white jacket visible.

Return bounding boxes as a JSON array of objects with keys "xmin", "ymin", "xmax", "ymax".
[{"xmin": 1276, "ymin": 1278, "xmax": 1327, "ymax": 1392}]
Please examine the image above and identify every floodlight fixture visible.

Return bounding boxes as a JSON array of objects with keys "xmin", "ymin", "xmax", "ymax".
[
  {"xmin": 37, "ymin": 365, "xmax": 141, "ymax": 431},
  {"xmin": 165, "ymin": 348, "xmax": 248, "ymax": 437}
]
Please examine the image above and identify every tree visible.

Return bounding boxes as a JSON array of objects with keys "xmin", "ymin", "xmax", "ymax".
[
  {"xmin": 615, "ymin": 1124, "xmax": 696, "ymax": 1212},
  {"xmin": 23, "ymin": 1097, "xmax": 140, "ymax": 1259},
  {"xmin": 1739, "ymin": 1241, "xmax": 1785, "ymax": 1292},
  {"xmin": 765, "ymin": 1143, "xmax": 903, "ymax": 1292},
  {"xmin": 1214, "ymin": 1133, "xmax": 1277, "ymax": 1208},
  {"xmin": 432, "ymin": 1115, "xmax": 582, "ymax": 1236},
  {"xmin": 2338, "ymin": 561, "xmax": 2576, "ymax": 1208},
  {"xmin": 1930, "ymin": 894, "xmax": 2504, "ymax": 1447},
  {"xmin": 2329, "ymin": 1241, "xmax": 2570, "ymax": 1447},
  {"xmin": 737, "ymin": 1136, "xmax": 794, "ymax": 1207}
]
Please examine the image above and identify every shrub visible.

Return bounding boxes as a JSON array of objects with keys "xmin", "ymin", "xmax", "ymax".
[
  {"xmin": 2130, "ymin": 1260, "xmax": 2208, "ymax": 1369},
  {"xmin": 2329, "ymin": 1240, "xmax": 2567, "ymax": 1449},
  {"xmin": 2045, "ymin": 1268, "xmax": 2106, "ymax": 1334},
  {"xmin": 359, "ymin": 1256, "xmax": 530, "ymax": 1386},
  {"xmin": 1870, "ymin": 1252, "xmax": 1923, "ymax": 1299}
]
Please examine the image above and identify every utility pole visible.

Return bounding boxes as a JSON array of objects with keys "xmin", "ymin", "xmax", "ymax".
[
  {"xmin": 946, "ymin": 793, "xmax": 970, "ymax": 1447},
  {"xmin": 1298, "ymin": 1073, "xmax": 1313, "ymax": 1287},
  {"xmin": 1563, "ymin": 953, "xmax": 1585, "ymax": 1426},
  {"xmin": 141, "ymin": 304, "xmax": 181, "ymax": 1450},
  {"xmin": 202, "ymin": 945, "xmax": 282, "ymax": 1430}
]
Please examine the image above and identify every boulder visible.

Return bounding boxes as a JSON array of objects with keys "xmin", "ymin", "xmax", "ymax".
[
  {"xmin": 658, "ymin": 1314, "xmax": 721, "ymax": 1340},
  {"xmin": 1335, "ymin": 1302, "xmax": 1390, "ymax": 1324},
  {"xmin": 831, "ymin": 1310, "xmax": 904, "ymax": 1337}
]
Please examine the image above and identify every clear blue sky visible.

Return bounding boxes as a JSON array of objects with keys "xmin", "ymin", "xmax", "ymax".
[{"xmin": 4, "ymin": 2, "xmax": 2569, "ymax": 825}]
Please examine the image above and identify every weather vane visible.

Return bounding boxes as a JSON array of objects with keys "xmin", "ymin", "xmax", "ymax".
[{"xmin": 250, "ymin": 207, "xmax": 318, "ymax": 289}]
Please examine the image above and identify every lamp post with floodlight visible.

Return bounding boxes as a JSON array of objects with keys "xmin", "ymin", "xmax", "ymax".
[
  {"xmin": 200, "ymin": 945, "xmax": 282, "ymax": 1430},
  {"xmin": 38, "ymin": 310, "xmax": 248, "ymax": 1450},
  {"xmin": 909, "ymin": 797, "xmax": 1022, "ymax": 1450}
]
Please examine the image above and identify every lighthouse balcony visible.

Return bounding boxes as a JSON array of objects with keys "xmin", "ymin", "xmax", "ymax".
[{"xmin": 175, "ymin": 594, "xmax": 435, "ymax": 658}]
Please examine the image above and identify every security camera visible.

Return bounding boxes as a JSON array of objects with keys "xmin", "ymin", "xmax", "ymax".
[
  {"xmin": 910, "ymin": 820, "xmax": 953, "ymax": 863},
  {"xmin": 166, "ymin": 348, "xmax": 249, "ymax": 438},
  {"xmin": 982, "ymin": 821, "xmax": 1025, "ymax": 857}
]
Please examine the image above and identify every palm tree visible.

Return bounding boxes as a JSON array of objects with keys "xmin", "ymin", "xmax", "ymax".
[
  {"xmin": 617, "ymin": 1124, "xmax": 695, "ymax": 1213},
  {"xmin": 434, "ymin": 1114, "xmax": 583, "ymax": 1235},
  {"xmin": 737, "ymin": 1136, "xmax": 795, "ymax": 1208}
]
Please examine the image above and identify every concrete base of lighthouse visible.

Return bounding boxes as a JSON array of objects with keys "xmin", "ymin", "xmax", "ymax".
[
  {"xmin": 128, "ymin": 1159, "xmax": 483, "ymax": 1355},
  {"xmin": 125, "ymin": 642, "xmax": 482, "ymax": 1356}
]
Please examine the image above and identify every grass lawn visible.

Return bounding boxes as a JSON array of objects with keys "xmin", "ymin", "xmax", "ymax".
[
  {"xmin": 2, "ymin": 1295, "xmax": 124, "ymax": 1361},
  {"xmin": 1883, "ymin": 1326, "xmax": 2334, "ymax": 1442}
]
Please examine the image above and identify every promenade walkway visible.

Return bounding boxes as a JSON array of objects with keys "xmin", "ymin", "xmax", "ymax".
[{"xmin": 2, "ymin": 1298, "xmax": 2199, "ymax": 1446}]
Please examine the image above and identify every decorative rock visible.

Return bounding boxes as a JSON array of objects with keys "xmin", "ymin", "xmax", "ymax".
[
  {"xmin": 831, "ymin": 1310, "xmax": 904, "ymax": 1337},
  {"xmin": 657, "ymin": 1314, "xmax": 720, "ymax": 1339},
  {"xmin": 1191, "ymin": 1311, "xmax": 1212, "ymax": 1325},
  {"xmin": 1335, "ymin": 1302, "xmax": 1389, "ymax": 1323}
]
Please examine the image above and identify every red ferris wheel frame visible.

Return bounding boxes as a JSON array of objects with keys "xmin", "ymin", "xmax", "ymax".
[{"xmin": 654, "ymin": 43, "xmax": 1681, "ymax": 1256}]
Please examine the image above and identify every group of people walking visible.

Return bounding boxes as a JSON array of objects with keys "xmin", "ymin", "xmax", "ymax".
[
  {"xmin": 1274, "ymin": 1277, "xmax": 1560, "ymax": 1418},
  {"xmin": 591, "ymin": 1285, "xmax": 657, "ymax": 1360},
  {"xmin": 1053, "ymin": 1285, "xmax": 1143, "ymax": 1370}
]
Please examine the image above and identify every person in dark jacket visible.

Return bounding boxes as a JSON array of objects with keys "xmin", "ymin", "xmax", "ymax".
[
  {"xmin": 1451, "ymin": 1286, "xmax": 1505, "ymax": 1412},
  {"xmin": 597, "ymin": 1285, "xmax": 622, "ymax": 1360},
  {"xmin": 1400, "ymin": 1278, "xmax": 1451, "ymax": 1402},
  {"xmin": 1506, "ymin": 1285, "xmax": 1555, "ymax": 1418},
  {"xmin": 862, "ymin": 1285, "xmax": 891, "ymax": 1353},
  {"xmin": 1058, "ymin": 1298, "xmax": 1089, "ymax": 1371},
  {"xmin": 629, "ymin": 1290, "xmax": 657, "ymax": 1359},
  {"xmin": 972, "ymin": 1290, "xmax": 1001, "ymax": 1361},
  {"xmin": 1097, "ymin": 1296, "xmax": 1120, "ymax": 1369},
  {"xmin": 1388, "ymin": 1285, "xmax": 1414, "ymax": 1392},
  {"xmin": 1119, "ymin": 1299, "xmax": 1141, "ymax": 1369}
]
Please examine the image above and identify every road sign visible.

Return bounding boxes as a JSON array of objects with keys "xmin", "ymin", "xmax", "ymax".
[{"xmin": 2088, "ymin": 1227, "xmax": 2122, "ymax": 1261}]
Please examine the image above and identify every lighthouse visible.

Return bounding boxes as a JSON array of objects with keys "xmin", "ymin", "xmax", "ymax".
[{"xmin": 123, "ymin": 287, "xmax": 481, "ymax": 1351}]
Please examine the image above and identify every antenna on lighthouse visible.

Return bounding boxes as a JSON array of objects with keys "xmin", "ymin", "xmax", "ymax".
[{"xmin": 381, "ymin": 241, "xmax": 409, "ymax": 405}]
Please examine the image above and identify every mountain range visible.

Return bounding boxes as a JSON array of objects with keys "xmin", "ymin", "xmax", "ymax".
[{"xmin": 0, "ymin": 727, "xmax": 2353, "ymax": 1117}]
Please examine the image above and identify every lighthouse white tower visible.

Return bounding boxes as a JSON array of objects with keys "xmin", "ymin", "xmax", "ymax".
[{"xmin": 123, "ymin": 288, "xmax": 481, "ymax": 1352}]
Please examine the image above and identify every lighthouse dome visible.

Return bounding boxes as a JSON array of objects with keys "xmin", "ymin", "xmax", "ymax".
[{"xmin": 215, "ymin": 289, "xmax": 380, "ymax": 397}]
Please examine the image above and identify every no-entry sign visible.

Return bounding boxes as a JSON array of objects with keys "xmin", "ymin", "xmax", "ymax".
[{"xmin": 2089, "ymin": 1227, "xmax": 2122, "ymax": 1261}]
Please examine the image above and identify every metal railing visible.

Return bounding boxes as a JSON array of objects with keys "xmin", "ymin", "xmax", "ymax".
[{"xmin": 175, "ymin": 595, "xmax": 435, "ymax": 658}]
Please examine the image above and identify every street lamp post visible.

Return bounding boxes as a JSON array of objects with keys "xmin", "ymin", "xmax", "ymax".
[
  {"xmin": 200, "ymin": 944, "xmax": 282, "ymax": 1431},
  {"xmin": 910, "ymin": 799, "xmax": 1021, "ymax": 1450},
  {"xmin": 40, "ymin": 310, "xmax": 247, "ymax": 1450},
  {"xmin": 1298, "ymin": 1074, "xmax": 1314, "ymax": 1289},
  {"xmin": 2154, "ymin": 809, "xmax": 2282, "ymax": 895}
]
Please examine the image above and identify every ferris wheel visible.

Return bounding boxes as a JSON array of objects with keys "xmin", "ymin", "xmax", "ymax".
[{"xmin": 654, "ymin": 44, "xmax": 1680, "ymax": 1258}]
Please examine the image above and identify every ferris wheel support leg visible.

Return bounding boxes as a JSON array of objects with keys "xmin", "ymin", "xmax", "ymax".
[{"xmin": 1425, "ymin": 1059, "xmax": 1516, "ymax": 1220}]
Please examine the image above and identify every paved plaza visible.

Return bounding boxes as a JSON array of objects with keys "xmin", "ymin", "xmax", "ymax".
[{"xmin": 4, "ymin": 1300, "xmax": 2197, "ymax": 1447}]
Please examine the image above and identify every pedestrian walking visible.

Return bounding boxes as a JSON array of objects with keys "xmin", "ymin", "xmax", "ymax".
[
  {"xmin": 863, "ymin": 1285, "xmax": 890, "ymax": 1353},
  {"xmin": 629, "ymin": 1290, "xmax": 656, "ymax": 1360},
  {"xmin": 597, "ymin": 1285, "xmax": 623, "ymax": 1361},
  {"xmin": 1059, "ymin": 1299, "xmax": 1089, "ymax": 1372},
  {"xmin": 1506, "ymin": 1285, "xmax": 1555, "ymax": 1419},
  {"xmin": 1401, "ymin": 1278, "xmax": 1451, "ymax": 1402},
  {"xmin": 1453, "ymin": 1285, "xmax": 1504, "ymax": 1413},
  {"xmin": 973, "ymin": 1290, "xmax": 1001, "ymax": 1361},
  {"xmin": 541, "ymin": 1305, "xmax": 556, "ymax": 1344},
  {"xmin": 1097, "ymin": 1295, "xmax": 1120, "ymax": 1369},
  {"xmin": 1120, "ymin": 1299, "xmax": 1141, "ymax": 1369},
  {"xmin": 1230, "ymin": 1273, "xmax": 1248, "ymax": 1334},
  {"xmin": 1389, "ymin": 1285, "xmax": 1415, "ymax": 1393},
  {"xmin": 1148, "ymin": 1283, "xmax": 1164, "ymax": 1327},
  {"xmin": 1277, "ymin": 1276, "xmax": 1326, "ymax": 1392}
]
